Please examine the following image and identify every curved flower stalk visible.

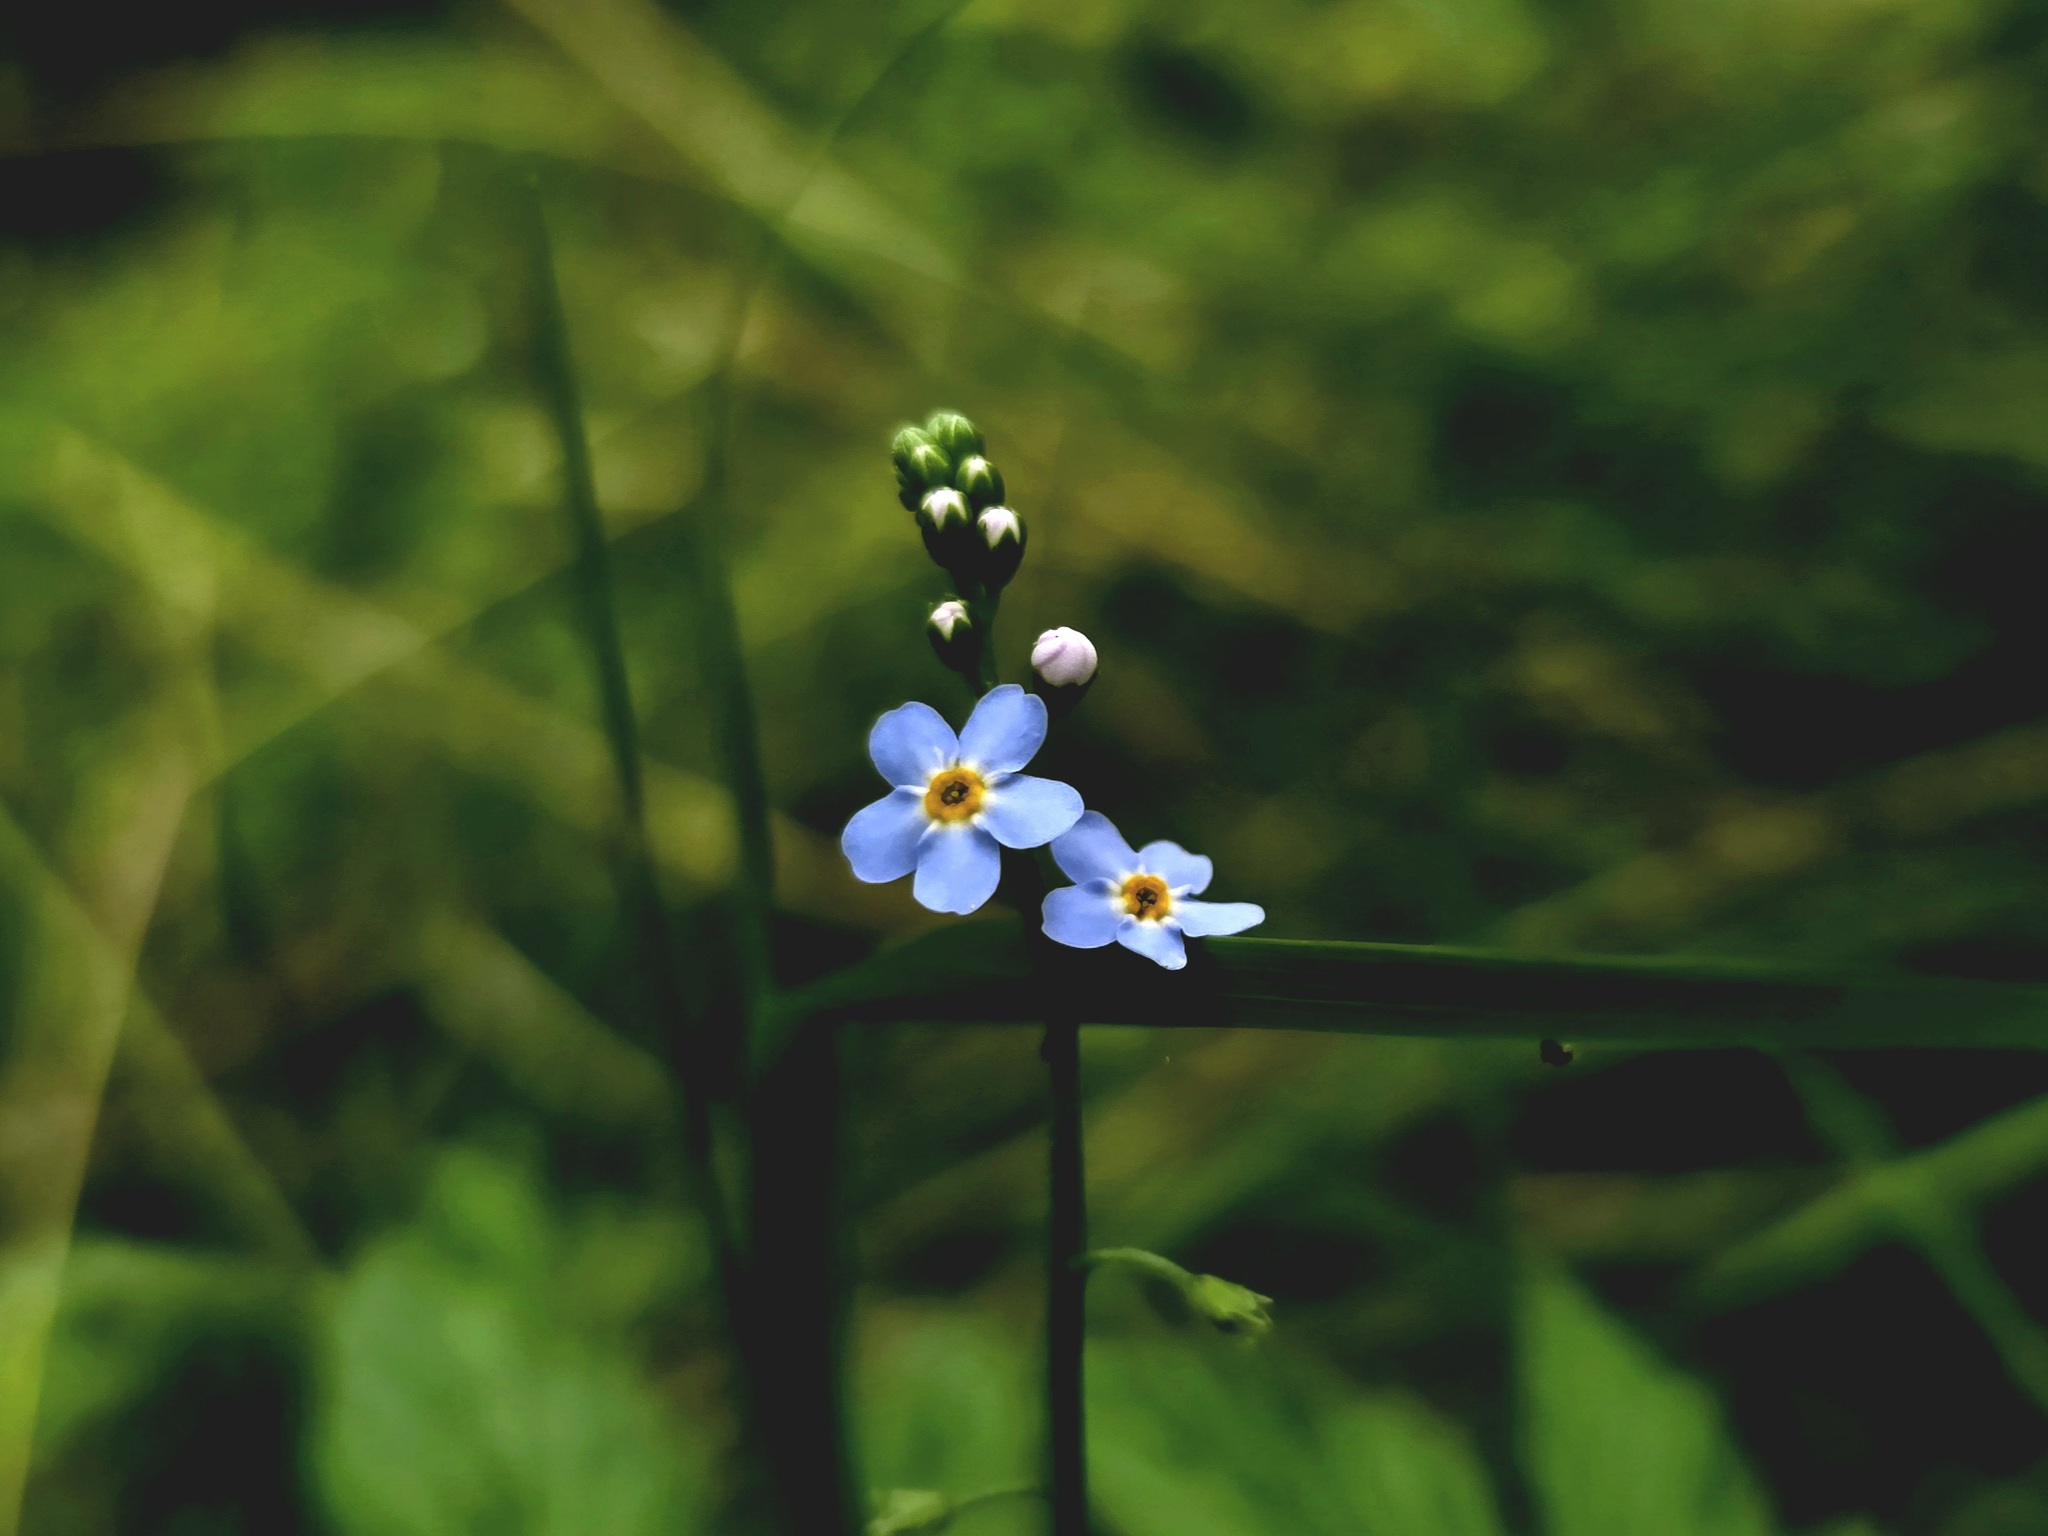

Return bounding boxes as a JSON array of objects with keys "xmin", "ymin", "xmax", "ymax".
[
  {"xmin": 842, "ymin": 686, "xmax": 1083, "ymax": 914},
  {"xmin": 1081, "ymin": 1247, "xmax": 1275, "ymax": 1340},
  {"xmin": 1042, "ymin": 812, "xmax": 1265, "ymax": 970}
]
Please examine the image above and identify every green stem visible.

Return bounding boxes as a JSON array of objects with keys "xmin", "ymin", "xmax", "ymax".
[
  {"xmin": 967, "ymin": 587, "xmax": 1002, "ymax": 694},
  {"xmin": 1772, "ymin": 1054, "xmax": 2048, "ymax": 1414},
  {"xmin": 1080, "ymin": 1247, "xmax": 1195, "ymax": 1287}
]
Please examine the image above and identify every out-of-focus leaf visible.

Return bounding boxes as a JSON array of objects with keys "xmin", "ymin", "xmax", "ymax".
[
  {"xmin": 856, "ymin": 1311, "xmax": 1505, "ymax": 1536},
  {"xmin": 853, "ymin": 1308, "xmax": 1036, "ymax": 1533},
  {"xmin": 1519, "ymin": 1266, "xmax": 1776, "ymax": 1536},
  {"xmin": 1089, "ymin": 1335, "xmax": 1505, "ymax": 1536},
  {"xmin": 313, "ymin": 1147, "xmax": 706, "ymax": 1536}
]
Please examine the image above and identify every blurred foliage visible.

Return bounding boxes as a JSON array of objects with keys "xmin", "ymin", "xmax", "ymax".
[
  {"xmin": 7, "ymin": 0, "xmax": 2048, "ymax": 1531},
  {"xmin": 314, "ymin": 1146, "xmax": 708, "ymax": 1536}
]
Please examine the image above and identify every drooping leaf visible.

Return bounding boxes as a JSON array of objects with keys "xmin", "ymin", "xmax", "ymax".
[{"xmin": 1519, "ymin": 1265, "xmax": 1776, "ymax": 1536}]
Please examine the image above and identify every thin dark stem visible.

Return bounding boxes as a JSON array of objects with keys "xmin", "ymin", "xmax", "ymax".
[
  {"xmin": 1043, "ymin": 1003, "xmax": 1089, "ymax": 1536},
  {"xmin": 972, "ymin": 598, "xmax": 1089, "ymax": 1534},
  {"xmin": 518, "ymin": 168, "xmax": 766, "ymax": 1521},
  {"xmin": 969, "ymin": 604, "xmax": 1088, "ymax": 1529}
]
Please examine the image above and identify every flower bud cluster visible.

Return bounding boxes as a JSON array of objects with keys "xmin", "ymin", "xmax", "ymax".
[{"xmin": 891, "ymin": 410, "xmax": 1027, "ymax": 597}]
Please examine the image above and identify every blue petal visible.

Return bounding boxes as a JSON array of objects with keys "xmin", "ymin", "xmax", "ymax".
[
  {"xmin": 1174, "ymin": 899, "xmax": 1264, "ymax": 938},
  {"xmin": 870, "ymin": 702, "xmax": 959, "ymax": 787},
  {"xmin": 1042, "ymin": 881, "xmax": 1122, "ymax": 948},
  {"xmin": 841, "ymin": 789, "xmax": 928, "ymax": 883},
  {"xmin": 913, "ymin": 825, "xmax": 1002, "ymax": 914},
  {"xmin": 959, "ymin": 685, "xmax": 1046, "ymax": 774},
  {"xmin": 1051, "ymin": 811, "xmax": 1138, "ymax": 885},
  {"xmin": 979, "ymin": 775, "xmax": 1083, "ymax": 849},
  {"xmin": 1117, "ymin": 916, "xmax": 1186, "ymax": 970},
  {"xmin": 1138, "ymin": 840, "xmax": 1213, "ymax": 895}
]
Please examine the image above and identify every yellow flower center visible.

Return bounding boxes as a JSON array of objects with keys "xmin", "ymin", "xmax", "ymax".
[
  {"xmin": 923, "ymin": 766, "xmax": 985, "ymax": 822},
  {"xmin": 1120, "ymin": 873, "xmax": 1172, "ymax": 920}
]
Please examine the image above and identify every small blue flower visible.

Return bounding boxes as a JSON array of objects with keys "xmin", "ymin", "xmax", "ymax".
[
  {"xmin": 842, "ymin": 685, "xmax": 1085, "ymax": 915},
  {"xmin": 1042, "ymin": 811, "xmax": 1264, "ymax": 970}
]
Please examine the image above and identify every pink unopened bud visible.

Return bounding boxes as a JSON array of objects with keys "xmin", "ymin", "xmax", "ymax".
[{"xmin": 1031, "ymin": 627, "xmax": 1098, "ymax": 689}]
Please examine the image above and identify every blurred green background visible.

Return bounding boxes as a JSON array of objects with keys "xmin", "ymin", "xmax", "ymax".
[{"xmin": 5, "ymin": 0, "xmax": 2048, "ymax": 1531}]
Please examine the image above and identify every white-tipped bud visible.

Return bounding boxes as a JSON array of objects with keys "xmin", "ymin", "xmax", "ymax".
[
  {"xmin": 927, "ymin": 599, "xmax": 980, "ymax": 676},
  {"xmin": 921, "ymin": 487, "xmax": 970, "ymax": 529},
  {"xmin": 917, "ymin": 488, "xmax": 976, "ymax": 574},
  {"xmin": 976, "ymin": 506, "xmax": 1025, "ymax": 588},
  {"xmin": 1031, "ymin": 626, "xmax": 1097, "ymax": 689},
  {"xmin": 978, "ymin": 506, "xmax": 1021, "ymax": 546}
]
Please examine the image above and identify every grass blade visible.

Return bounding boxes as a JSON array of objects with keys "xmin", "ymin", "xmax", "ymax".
[{"xmin": 778, "ymin": 921, "xmax": 2048, "ymax": 1050}]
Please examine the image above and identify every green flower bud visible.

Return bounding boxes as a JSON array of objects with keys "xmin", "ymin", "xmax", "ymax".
[
  {"xmin": 868, "ymin": 1489, "xmax": 952, "ymax": 1536},
  {"xmin": 924, "ymin": 410, "xmax": 984, "ymax": 465},
  {"xmin": 1185, "ymin": 1273, "xmax": 1274, "ymax": 1339},
  {"xmin": 898, "ymin": 442, "xmax": 952, "ymax": 511},
  {"xmin": 908, "ymin": 442, "xmax": 950, "ymax": 485},
  {"xmin": 890, "ymin": 425, "xmax": 934, "ymax": 473},
  {"xmin": 917, "ymin": 487, "xmax": 978, "ymax": 575},
  {"xmin": 926, "ymin": 599, "xmax": 979, "ymax": 677},
  {"xmin": 956, "ymin": 454, "xmax": 1005, "ymax": 511},
  {"xmin": 975, "ymin": 506, "xmax": 1025, "ymax": 589},
  {"xmin": 892, "ymin": 426, "xmax": 939, "ymax": 512}
]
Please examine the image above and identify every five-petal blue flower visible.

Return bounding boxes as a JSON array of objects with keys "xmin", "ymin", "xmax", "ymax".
[
  {"xmin": 842, "ymin": 685, "xmax": 1084, "ymax": 914},
  {"xmin": 1042, "ymin": 811, "xmax": 1264, "ymax": 970}
]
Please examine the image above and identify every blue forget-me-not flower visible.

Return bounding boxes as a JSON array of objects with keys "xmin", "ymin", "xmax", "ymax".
[
  {"xmin": 1042, "ymin": 811, "xmax": 1264, "ymax": 969},
  {"xmin": 843, "ymin": 685, "xmax": 1084, "ymax": 915}
]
